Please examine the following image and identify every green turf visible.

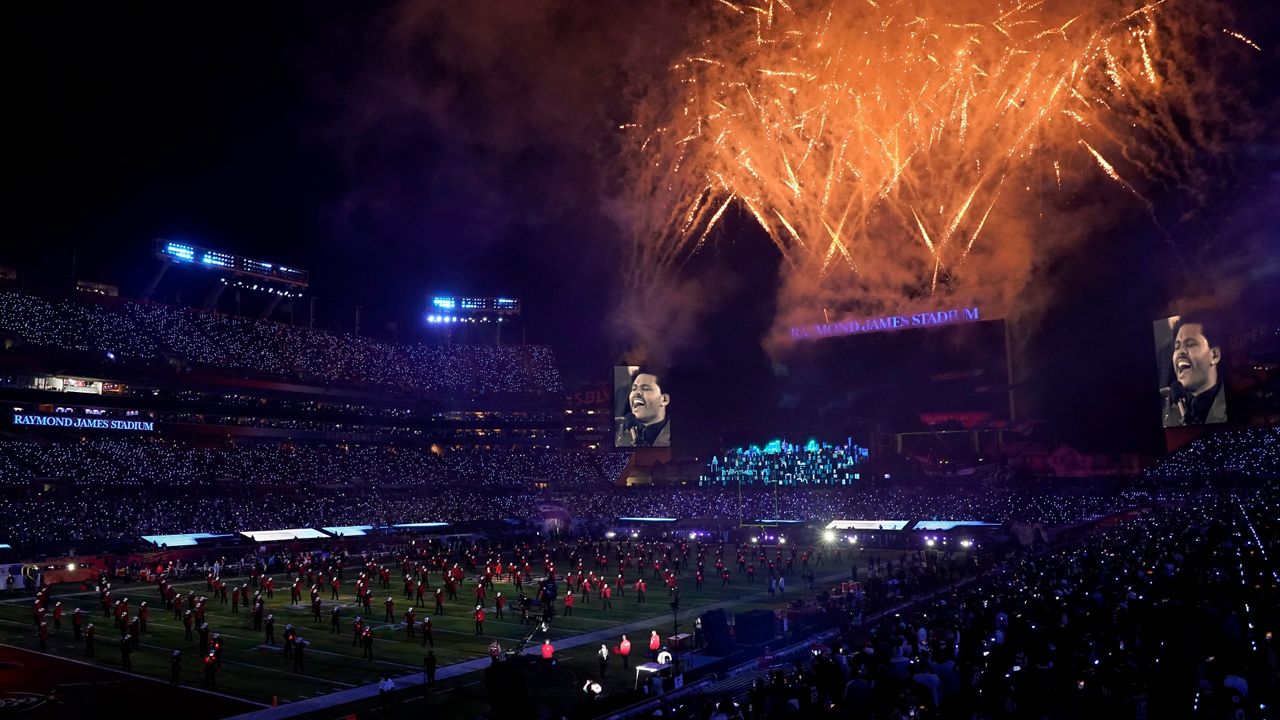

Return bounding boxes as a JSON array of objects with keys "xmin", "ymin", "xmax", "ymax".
[{"xmin": 0, "ymin": 547, "xmax": 902, "ymax": 717}]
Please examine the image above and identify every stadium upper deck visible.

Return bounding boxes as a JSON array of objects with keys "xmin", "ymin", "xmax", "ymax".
[
  {"xmin": 0, "ymin": 286, "xmax": 569, "ymax": 445},
  {"xmin": 0, "ymin": 287, "xmax": 561, "ymax": 397}
]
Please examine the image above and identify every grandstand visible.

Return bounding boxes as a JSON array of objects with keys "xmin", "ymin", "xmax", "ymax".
[
  {"xmin": 0, "ymin": 288, "xmax": 560, "ymax": 396},
  {"xmin": 0, "ymin": 4, "xmax": 1275, "ymax": 714},
  {"xmin": 1145, "ymin": 426, "xmax": 1280, "ymax": 480},
  {"xmin": 0, "ymin": 266, "xmax": 1274, "ymax": 720},
  {"xmin": 0, "ymin": 283, "xmax": 573, "ymax": 452}
]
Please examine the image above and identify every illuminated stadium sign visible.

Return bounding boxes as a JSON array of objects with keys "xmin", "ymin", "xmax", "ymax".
[
  {"xmin": 12, "ymin": 413, "xmax": 154, "ymax": 432},
  {"xmin": 791, "ymin": 306, "xmax": 981, "ymax": 340}
]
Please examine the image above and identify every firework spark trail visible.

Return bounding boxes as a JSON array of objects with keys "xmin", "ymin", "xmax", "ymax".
[
  {"xmin": 1221, "ymin": 28, "xmax": 1260, "ymax": 52},
  {"xmin": 620, "ymin": 0, "xmax": 1247, "ymax": 320}
]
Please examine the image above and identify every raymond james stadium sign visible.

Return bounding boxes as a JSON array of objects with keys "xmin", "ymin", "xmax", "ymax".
[
  {"xmin": 791, "ymin": 306, "xmax": 981, "ymax": 340},
  {"xmin": 13, "ymin": 414, "xmax": 155, "ymax": 432}
]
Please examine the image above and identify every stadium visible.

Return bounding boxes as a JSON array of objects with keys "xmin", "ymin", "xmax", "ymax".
[{"xmin": 3, "ymin": 3, "xmax": 1280, "ymax": 720}]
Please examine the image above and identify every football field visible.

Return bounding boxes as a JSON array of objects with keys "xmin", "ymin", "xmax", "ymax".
[{"xmin": 0, "ymin": 551, "xmax": 878, "ymax": 718}]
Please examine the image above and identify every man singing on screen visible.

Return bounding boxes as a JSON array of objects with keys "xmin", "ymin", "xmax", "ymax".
[
  {"xmin": 1161, "ymin": 315, "xmax": 1227, "ymax": 426},
  {"xmin": 615, "ymin": 368, "xmax": 671, "ymax": 447}
]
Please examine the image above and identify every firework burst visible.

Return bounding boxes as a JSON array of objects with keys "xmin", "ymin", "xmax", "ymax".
[{"xmin": 620, "ymin": 0, "xmax": 1249, "ymax": 323}]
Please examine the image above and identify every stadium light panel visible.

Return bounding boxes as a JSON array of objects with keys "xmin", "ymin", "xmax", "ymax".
[
  {"xmin": 393, "ymin": 522, "xmax": 450, "ymax": 529},
  {"xmin": 142, "ymin": 533, "xmax": 227, "ymax": 547},
  {"xmin": 240, "ymin": 528, "xmax": 328, "ymax": 542},
  {"xmin": 912, "ymin": 520, "xmax": 999, "ymax": 531},
  {"xmin": 200, "ymin": 251, "xmax": 234, "ymax": 268},
  {"xmin": 322, "ymin": 525, "xmax": 373, "ymax": 537},
  {"xmin": 163, "ymin": 243, "xmax": 195, "ymax": 262},
  {"xmin": 825, "ymin": 520, "xmax": 910, "ymax": 531}
]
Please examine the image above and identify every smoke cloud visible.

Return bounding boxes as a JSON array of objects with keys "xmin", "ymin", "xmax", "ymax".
[{"xmin": 613, "ymin": 0, "xmax": 1258, "ymax": 359}]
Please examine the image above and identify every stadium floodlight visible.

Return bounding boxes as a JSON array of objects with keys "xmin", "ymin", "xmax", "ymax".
[
  {"xmin": 428, "ymin": 295, "xmax": 521, "ymax": 324},
  {"xmin": 823, "ymin": 530, "xmax": 837, "ymax": 543},
  {"xmin": 163, "ymin": 242, "xmax": 195, "ymax": 262},
  {"xmin": 154, "ymin": 238, "xmax": 309, "ymax": 289}
]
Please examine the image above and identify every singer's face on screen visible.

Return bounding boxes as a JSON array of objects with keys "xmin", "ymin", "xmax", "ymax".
[
  {"xmin": 1172, "ymin": 322, "xmax": 1220, "ymax": 394},
  {"xmin": 629, "ymin": 373, "xmax": 668, "ymax": 425}
]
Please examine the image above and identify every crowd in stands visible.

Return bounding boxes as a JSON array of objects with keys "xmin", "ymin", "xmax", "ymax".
[
  {"xmin": 0, "ymin": 440, "xmax": 629, "ymax": 491},
  {"xmin": 702, "ymin": 438, "xmax": 869, "ymax": 486},
  {"xmin": 0, "ymin": 436, "xmax": 1273, "ymax": 718},
  {"xmin": 0, "ymin": 485, "xmax": 1156, "ymax": 547},
  {"xmin": 6, "ymin": 419, "xmax": 1275, "ymax": 547},
  {"xmin": 0, "ymin": 289, "xmax": 561, "ymax": 394},
  {"xmin": 573, "ymin": 485, "xmax": 1160, "ymax": 528},
  {"xmin": 0, "ymin": 436, "xmax": 1169, "ymax": 545},
  {"xmin": 680, "ymin": 486, "xmax": 1278, "ymax": 720},
  {"xmin": 141, "ymin": 389, "xmax": 561, "ymax": 423},
  {"xmin": 1145, "ymin": 426, "xmax": 1280, "ymax": 480},
  {"xmin": 14, "ymin": 483, "xmax": 1254, "ymax": 720}
]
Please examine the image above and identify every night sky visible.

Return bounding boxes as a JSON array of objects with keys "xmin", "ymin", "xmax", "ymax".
[{"xmin": 4, "ymin": 1, "xmax": 1279, "ymax": 456}]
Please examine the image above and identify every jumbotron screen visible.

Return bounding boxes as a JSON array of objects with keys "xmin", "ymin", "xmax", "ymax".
[
  {"xmin": 775, "ymin": 318, "xmax": 1011, "ymax": 434},
  {"xmin": 613, "ymin": 365, "xmax": 671, "ymax": 448},
  {"xmin": 1154, "ymin": 307, "xmax": 1280, "ymax": 428}
]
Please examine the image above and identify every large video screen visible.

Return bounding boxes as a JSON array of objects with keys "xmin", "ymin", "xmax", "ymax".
[
  {"xmin": 776, "ymin": 318, "xmax": 1012, "ymax": 435},
  {"xmin": 1155, "ymin": 309, "xmax": 1280, "ymax": 428},
  {"xmin": 1153, "ymin": 314, "xmax": 1228, "ymax": 427},
  {"xmin": 613, "ymin": 365, "xmax": 671, "ymax": 447}
]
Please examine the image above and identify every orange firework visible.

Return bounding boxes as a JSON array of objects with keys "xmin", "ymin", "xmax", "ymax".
[{"xmin": 620, "ymin": 0, "xmax": 1249, "ymax": 317}]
